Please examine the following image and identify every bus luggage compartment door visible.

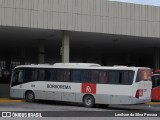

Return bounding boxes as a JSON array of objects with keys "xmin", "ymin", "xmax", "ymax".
[{"xmin": 62, "ymin": 92, "xmax": 76, "ymax": 102}]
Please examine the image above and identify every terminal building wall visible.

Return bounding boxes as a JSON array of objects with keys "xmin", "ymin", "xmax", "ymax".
[
  {"xmin": 0, "ymin": 0, "xmax": 160, "ymax": 38},
  {"xmin": 0, "ymin": 0, "xmax": 160, "ymax": 85}
]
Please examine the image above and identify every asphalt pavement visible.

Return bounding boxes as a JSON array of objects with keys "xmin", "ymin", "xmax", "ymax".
[{"xmin": 0, "ymin": 100, "xmax": 159, "ymax": 120}]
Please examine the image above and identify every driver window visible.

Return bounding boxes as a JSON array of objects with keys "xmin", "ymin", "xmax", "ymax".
[
  {"xmin": 18, "ymin": 71, "xmax": 24, "ymax": 82},
  {"xmin": 13, "ymin": 70, "xmax": 24, "ymax": 83}
]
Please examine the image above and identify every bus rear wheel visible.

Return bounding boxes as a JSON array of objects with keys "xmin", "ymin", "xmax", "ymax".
[
  {"xmin": 83, "ymin": 95, "xmax": 95, "ymax": 108},
  {"xmin": 25, "ymin": 91, "xmax": 35, "ymax": 102}
]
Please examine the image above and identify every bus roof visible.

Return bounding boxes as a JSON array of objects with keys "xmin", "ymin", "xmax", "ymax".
[
  {"xmin": 54, "ymin": 63, "xmax": 101, "ymax": 67},
  {"xmin": 14, "ymin": 63, "xmax": 150, "ymax": 71}
]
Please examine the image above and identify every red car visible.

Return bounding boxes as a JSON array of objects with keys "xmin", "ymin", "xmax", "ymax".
[{"xmin": 151, "ymin": 74, "xmax": 160, "ymax": 101}]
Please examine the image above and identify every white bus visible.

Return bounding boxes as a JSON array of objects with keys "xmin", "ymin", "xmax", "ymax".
[{"xmin": 10, "ymin": 63, "xmax": 152, "ymax": 107}]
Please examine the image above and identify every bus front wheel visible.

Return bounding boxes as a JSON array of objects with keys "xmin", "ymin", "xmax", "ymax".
[
  {"xmin": 25, "ymin": 91, "xmax": 35, "ymax": 102},
  {"xmin": 83, "ymin": 95, "xmax": 95, "ymax": 108}
]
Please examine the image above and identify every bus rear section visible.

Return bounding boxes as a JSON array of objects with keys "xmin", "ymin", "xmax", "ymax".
[
  {"xmin": 132, "ymin": 68, "xmax": 152, "ymax": 103},
  {"xmin": 151, "ymin": 74, "xmax": 160, "ymax": 101}
]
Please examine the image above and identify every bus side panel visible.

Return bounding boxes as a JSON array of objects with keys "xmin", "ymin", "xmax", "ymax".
[
  {"xmin": 75, "ymin": 93, "xmax": 82, "ymax": 103},
  {"xmin": 62, "ymin": 92, "xmax": 76, "ymax": 102},
  {"xmin": 10, "ymin": 87, "xmax": 24, "ymax": 99},
  {"xmin": 110, "ymin": 95, "xmax": 133, "ymax": 104},
  {"xmin": 131, "ymin": 97, "xmax": 151, "ymax": 104},
  {"xmin": 75, "ymin": 93, "xmax": 111, "ymax": 105},
  {"xmin": 45, "ymin": 91, "xmax": 62, "ymax": 101},
  {"xmin": 94, "ymin": 94, "xmax": 111, "ymax": 104},
  {"xmin": 34, "ymin": 90, "xmax": 47, "ymax": 100},
  {"xmin": 76, "ymin": 94, "xmax": 136, "ymax": 105},
  {"xmin": 96, "ymin": 94, "xmax": 150, "ymax": 104}
]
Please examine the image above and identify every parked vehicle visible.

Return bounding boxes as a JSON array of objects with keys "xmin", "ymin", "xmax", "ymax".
[
  {"xmin": 10, "ymin": 63, "xmax": 152, "ymax": 107},
  {"xmin": 151, "ymin": 73, "xmax": 160, "ymax": 101}
]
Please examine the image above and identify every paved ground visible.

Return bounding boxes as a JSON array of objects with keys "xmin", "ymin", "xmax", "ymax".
[
  {"xmin": 0, "ymin": 100, "xmax": 160, "ymax": 111},
  {"xmin": 0, "ymin": 101, "xmax": 158, "ymax": 110},
  {"xmin": 0, "ymin": 100, "xmax": 159, "ymax": 120}
]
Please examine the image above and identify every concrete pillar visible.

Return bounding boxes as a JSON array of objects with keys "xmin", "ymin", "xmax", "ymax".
[
  {"xmin": 153, "ymin": 48, "xmax": 160, "ymax": 70},
  {"xmin": 61, "ymin": 31, "xmax": 70, "ymax": 63},
  {"xmin": 38, "ymin": 39, "xmax": 45, "ymax": 64}
]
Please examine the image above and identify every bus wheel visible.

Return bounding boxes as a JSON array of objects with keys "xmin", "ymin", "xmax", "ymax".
[
  {"xmin": 83, "ymin": 95, "xmax": 95, "ymax": 108},
  {"xmin": 25, "ymin": 91, "xmax": 35, "ymax": 103}
]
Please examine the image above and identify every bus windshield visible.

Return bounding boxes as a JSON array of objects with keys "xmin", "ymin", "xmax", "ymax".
[
  {"xmin": 152, "ymin": 75, "xmax": 160, "ymax": 88},
  {"xmin": 136, "ymin": 69, "xmax": 151, "ymax": 82}
]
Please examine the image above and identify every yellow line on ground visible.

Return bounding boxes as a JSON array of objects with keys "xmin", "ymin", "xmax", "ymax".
[
  {"xmin": 0, "ymin": 98, "xmax": 25, "ymax": 102},
  {"xmin": 145, "ymin": 102, "xmax": 160, "ymax": 105}
]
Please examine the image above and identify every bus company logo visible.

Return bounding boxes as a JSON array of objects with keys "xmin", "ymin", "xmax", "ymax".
[
  {"xmin": 81, "ymin": 83, "xmax": 96, "ymax": 94},
  {"xmin": 47, "ymin": 84, "xmax": 71, "ymax": 89},
  {"xmin": 86, "ymin": 86, "xmax": 91, "ymax": 92}
]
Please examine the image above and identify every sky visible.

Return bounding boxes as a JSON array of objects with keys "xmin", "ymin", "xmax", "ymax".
[{"xmin": 110, "ymin": 0, "xmax": 160, "ymax": 6}]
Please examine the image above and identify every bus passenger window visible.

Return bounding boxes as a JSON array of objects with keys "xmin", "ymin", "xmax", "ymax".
[
  {"xmin": 57, "ymin": 70, "xmax": 63, "ymax": 81},
  {"xmin": 81, "ymin": 70, "xmax": 89, "ymax": 82},
  {"xmin": 45, "ymin": 69, "xmax": 56, "ymax": 81},
  {"xmin": 38, "ymin": 69, "xmax": 45, "ymax": 81},
  {"xmin": 72, "ymin": 70, "xmax": 81, "ymax": 82},
  {"xmin": 45, "ymin": 69, "xmax": 51, "ymax": 81},
  {"xmin": 99, "ymin": 71, "xmax": 108, "ymax": 84},
  {"xmin": 63, "ymin": 70, "xmax": 70, "ymax": 82},
  {"xmin": 108, "ymin": 71, "xmax": 116, "ymax": 84},
  {"xmin": 129, "ymin": 71, "xmax": 134, "ymax": 84},
  {"xmin": 90, "ymin": 70, "xmax": 99, "ymax": 83},
  {"xmin": 25, "ymin": 69, "xmax": 38, "ymax": 82},
  {"xmin": 117, "ymin": 71, "xmax": 134, "ymax": 85},
  {"xmin": 49, "ymin": 69, "xmax": 56, "ymax": 81},
  {"xmin": 120, "ymin": 72, "xmax": 129, "ymax": 84}
]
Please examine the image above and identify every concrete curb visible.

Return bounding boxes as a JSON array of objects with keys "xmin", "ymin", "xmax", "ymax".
[
  {"xmin": 145, "ymin": 102, "xmax": 160, "ymax": 105},
  {"xmin": 0, "ymin": 98, "xmax": 25, "ymax": 102}
]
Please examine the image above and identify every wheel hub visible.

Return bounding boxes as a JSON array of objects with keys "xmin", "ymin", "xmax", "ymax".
[
  {"xmin": 86, "ymin": 98, "xmax": 92, "ymax": 105},
  {"xmin": 28, "ymin": 94, "xmax": 33, "ymax": 100}
]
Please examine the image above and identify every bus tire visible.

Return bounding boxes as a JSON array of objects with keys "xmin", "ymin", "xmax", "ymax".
[
  {"xmin": 83, "ymin": 95, "xmax": 95, "ymax": 108},
  {"xmin": 25, "ymin": 91, "xmax": 35, "ymax": 103}
]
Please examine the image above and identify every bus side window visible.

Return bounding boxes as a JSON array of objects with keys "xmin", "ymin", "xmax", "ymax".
[
  {"xmin": 50, "ymin": 69, "xmax": 56, "ymax": 81},
  {"xmin": 38, "ymin": 69, "xmax": 45, "ymax": 81},
  {"xmin": 108, "ymin": 71, "xmax": 116, "ymax": 84},
  {"xmin": 90, "ymin": 70, "xmax": 99, "ymax": 83},
  {"xmin": 25, "ymin": 69, "xmax": 38, "ymax": 82},
  {"xmin": 117, "ymin": 71, "xmax": 134, "ymax": 85},
  {"xmin": 120, "ymin": 71, "xmax": 129, "ymax": 84},
  {"xmin": 81, "ymin": 70, "xmax": 89, "ymax": 83},
  {"xmin": 45, "ymin": 69, "xmax": 56, "ymax": 81},
  {"xmin": 72, "ymin": 70, "xmax": 81, "ymax": 82},
  {"xmin": 63, "ymin": 70, "xmax": 71, "ymax": 82},
  {"xmin": 57, "ymin": 70, "xmax": 63, "ymax": 81},
  {"xmin": 99, "ymin": 71, "xmax": 108, "ymax": 84},
  {"xmin": 129, "ymin": 71, "xmax": 134, "ymax": 85},
  {"xmin": 45, "ymin": 69, "xmax": 51, "ymax": 81}
]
